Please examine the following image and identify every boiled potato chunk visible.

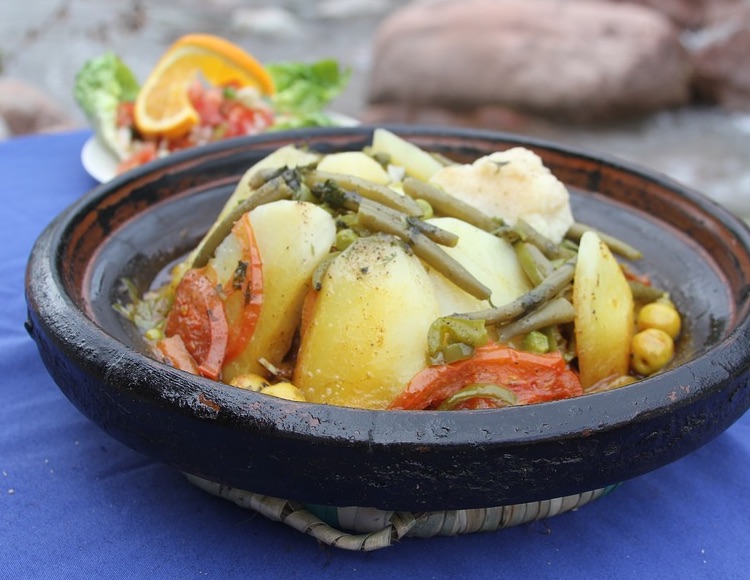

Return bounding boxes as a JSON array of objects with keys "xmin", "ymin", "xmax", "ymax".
[
  {"xmin": 185, "ymin": 145, "xmax": 321, "ymax": 272},
  {"xmin": 370, "ymin": 128, "xmax": 444, "ymax": 182},
  {"xmin": 226, "ymin": 145, "xmax": 321, "ymax": 215},
  {"xmin": 573, "ymin": 231, "xmax": 634, "ymax": 388},
  {"xmin": 316, "ymin": 151, "xmax": 391, "ymax": 184},
  {"xmin": 294, "ymin": 235, "xmax": 440, "ymax": 410},
  {"xmin": 220, "ymin": 200, "xmax": 336, "ymax": 381},
  {"xmin": 426, "ymin": 217, "xmax": 532, "ymax": 315}
]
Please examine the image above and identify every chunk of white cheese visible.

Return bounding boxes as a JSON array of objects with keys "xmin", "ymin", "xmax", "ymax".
[{"xmin": 429, "ymin": 147, "xmax": 574, "ymax": 243}]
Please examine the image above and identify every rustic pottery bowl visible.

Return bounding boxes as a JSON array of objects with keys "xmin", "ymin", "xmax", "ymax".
[{"xmin": 25, "ymin": 125, "xmax": 750, "ymax": 513}]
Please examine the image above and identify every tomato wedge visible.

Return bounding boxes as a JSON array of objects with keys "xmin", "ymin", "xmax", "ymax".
[
  {"xmin": 155, "ymin": 334, "xmax": 200, "ymax": 375},
  {"xmin": 116, "ymin": 141, "xmax": 158, "ymax": 174},
  {"xmin": 164, "ymin": 268, "xmax": 228, "ymax": 380},
  {"xmin": 222, "ymin": 213, "xmax": 264, "ymax": 362},
  {"xmin": 388, "ymin": 343, "xmax": 583, "ymax": 410}
]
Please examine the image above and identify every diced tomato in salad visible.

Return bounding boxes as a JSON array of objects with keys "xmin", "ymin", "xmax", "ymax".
[{"xmin": 115, "ymin": 80, "xmax": 275, "ymax": 174}]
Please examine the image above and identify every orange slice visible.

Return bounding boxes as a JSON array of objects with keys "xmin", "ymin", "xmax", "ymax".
[{"xmin": 134, "ymin": 34, "xmax": 275, "ymax": 140}]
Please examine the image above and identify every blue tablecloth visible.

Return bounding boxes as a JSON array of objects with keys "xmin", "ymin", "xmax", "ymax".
[{"xmin": 2, "ymin": 131, "xmax": 749, "ymax": 579}]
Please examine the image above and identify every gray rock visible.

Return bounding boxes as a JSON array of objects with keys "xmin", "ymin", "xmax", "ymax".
[
  {"xmin": 0, "ymin": 77, "xmax": 76, "ymax": 136},
  {"xmin": 601, "ymin": 0, "xmax": 746, "ymax": 30},
  {"xmin": 230, "ymin": 7, "xmax": 303, "ymax": 38},
  {"xmin": 367, "ymin": 0, "xmax": 693, "ymax": 123},
  {"xmin": 0, "ymin": 115, "xmax": 10, "ymax": 141},
  {"xmin": 317, "ymin": 0, "xmax": 394, "ymax": 20},
  {"xmin": 692, "ymin": 25, "xmax": 750, "ymax": 109}
]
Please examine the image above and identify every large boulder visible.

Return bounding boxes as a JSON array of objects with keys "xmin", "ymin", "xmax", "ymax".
[
  {"xmin": 0, "ymin": 78, "xmax": 76, "ymax": 137},
  {"xmin": 366, "ymin": 0, "xmax": 693, "ymax": 123},
  {"xmin": 688, "ymin": 2, "xmax": 750, "ymax": 109},
  {"xmin": 602, "ymin": 0, "xmax": 745, "ymax": 30},
  {"xmin": 692, "ymin": 26, "xmax": 750, "ymax": 109}
]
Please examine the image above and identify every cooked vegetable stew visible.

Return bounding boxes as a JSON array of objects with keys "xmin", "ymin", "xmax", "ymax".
[{"xmin": 115, "ymin": 129, "xmax": 682, "ymax": 410}]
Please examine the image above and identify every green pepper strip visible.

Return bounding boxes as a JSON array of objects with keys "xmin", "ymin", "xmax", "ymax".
[
  {"xmin": 521, "ymin": 330, "xmax": 550, "ymax": 353},
  {"xmin": 437, "ymin": 383, "xmax": 518, "ymax": 410},
  {"xmin": 427, "ymin": 316, "xmax": 489, "ymax": 364}
]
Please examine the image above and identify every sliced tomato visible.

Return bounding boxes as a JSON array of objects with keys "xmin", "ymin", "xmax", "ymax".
[
  {"xmin": 222, "ymin": 213, "xmax": 264, "ymax": 362},
  {"xmin": 154, "ymin": 334, "xmax": 199, "ymax": 375},
  {"xmin": 199, "ymin": 88, "xmax": 225, "ymax": 126},
  {"xmin": 224, "ymin": 106, "xmax": 255, "ymax": 137},
  {"xmin": 388, "ymin": 343, "xmax": 583, "ymax": 410},
  {"xmin": 116, "ymin": 141, "xmax": 158, "ymax": 174},
  {"xmin": 116, "ymin": 101, "xmax": 135, "ymax": 128},
  {"xmin": 165, "ymin": 268, "xmax": 228, "ymax": 380}
]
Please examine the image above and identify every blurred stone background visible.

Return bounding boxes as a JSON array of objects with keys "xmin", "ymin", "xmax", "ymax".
[{"xmin": 1, "ymin": 0, "xmax": 750, "ymax": 215}]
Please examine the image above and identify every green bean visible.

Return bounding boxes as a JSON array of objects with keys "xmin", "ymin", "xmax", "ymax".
[
  {"xmin": 402, "ymin": 177, "xmax": 500, "ymax": 232},
  {"xmin": 515, "ymin": 242, "xmax": 554, "ymax": 286},
  {"xmin": 312, "ymin": 179, "xmax": 458, "ymax": 247},
  {"xmin": 192, "ymin": 176, "xmax": 296, "ymax": 268},
  {"xmin": 515, "ymin": 218, "xmax": 575, "ymax": 260},
  {"xmin": 247, "ymin": 166, "xmax": 288, "ymax": 190},
  {"xmin": 456, "ymin": 257, "xmax": 577, "ymax": 325},
  {"xmin": 357, "ymin": 201, "xmax": 492, "ymax": 300},
  {"xmin": 310, "ymin": 179, "xmax": 361, "ymax": 212},
  {"xmin": 405, "ymin": 216, "xmax": 458, "ymax": 247},
  {"xmin": 303, "ymin": 170, "xmax": 424, "ymax": 217},
  {"xmin": 497, "ymin": 297, "xmax": 575, "ymax": 343},
  {"xmin": 566, "ymin": 222, "xmax": 643, "ymax": 260},
  {"xmin": 629, "ymin": 280, "xmax": 667, "ymax": 303},
  {"xmin": 491, "ymin": 224, "xmax": 522, "ymax": 245}
]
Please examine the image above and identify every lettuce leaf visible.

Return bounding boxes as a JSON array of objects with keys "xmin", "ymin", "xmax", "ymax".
[
  {"xmin": 267, "ymin": 59, "xmax": 351, "ymax": 129},
  {"xmin": 74, "ymin": 53, "xmax": 140, "ymax": 159}
]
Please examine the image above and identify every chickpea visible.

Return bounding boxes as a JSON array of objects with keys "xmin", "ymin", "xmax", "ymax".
[
  {"xmin": 229, "ymin": 373, "xmax": 271, "ymax": 392},
  {"xmin": 260, "ymin": 382, "xmax": 307, "ymax": 402},
  {"xmin": 631, "ymin": 328, "xmax": 674, "ymax": 376},
  {"xmin": 637, "ymin": 301, "xmax": 681, "ymax": 339},
  {"xmin": 607, "ymin": 375, "xmax": 639, "ymax": 390}
]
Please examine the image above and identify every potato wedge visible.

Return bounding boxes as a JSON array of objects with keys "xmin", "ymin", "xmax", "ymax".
[
  {"xmin": 426, "ymin": 217, "xmax": 532, "ymax": 315},
  {"xmin": 294, "ymin": 235, "xmax": 440, "ymax": 409},
  {"xmin": 219, "ymin": 200, "xmax": 336, "ymax": 381},
  {"xmin": 370, "ymin": 128, "xmax": 444, "ymax": 181},
  {"xmin": 316, "ymin": 151, "xmax": 391, "ymax": 184},
  {"xmin": 573, "ymin": 231, "xmax": 634, "ymax": 388},
  {"xmin": 181, "ymin": 145, "xmax": 321, "ymax": 275}
]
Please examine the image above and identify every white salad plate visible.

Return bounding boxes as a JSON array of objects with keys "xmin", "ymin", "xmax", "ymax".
[{"xmin": 81, "ymin": 112, "xmax": 360, "ymax": 183}]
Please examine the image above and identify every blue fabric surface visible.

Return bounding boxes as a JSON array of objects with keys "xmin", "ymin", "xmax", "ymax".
[{"xmin": 2, "ymin": 131, "xmax": 749, "ymax": 579}]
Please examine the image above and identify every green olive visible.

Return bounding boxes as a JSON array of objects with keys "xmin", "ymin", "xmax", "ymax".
[
  {"xmin": 637, "ymin": 302, "xmax": 681, "ymax": 339},
  {"xmin": 630, "ymin": 328, "xmax": 674, "ymax": 376}
]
